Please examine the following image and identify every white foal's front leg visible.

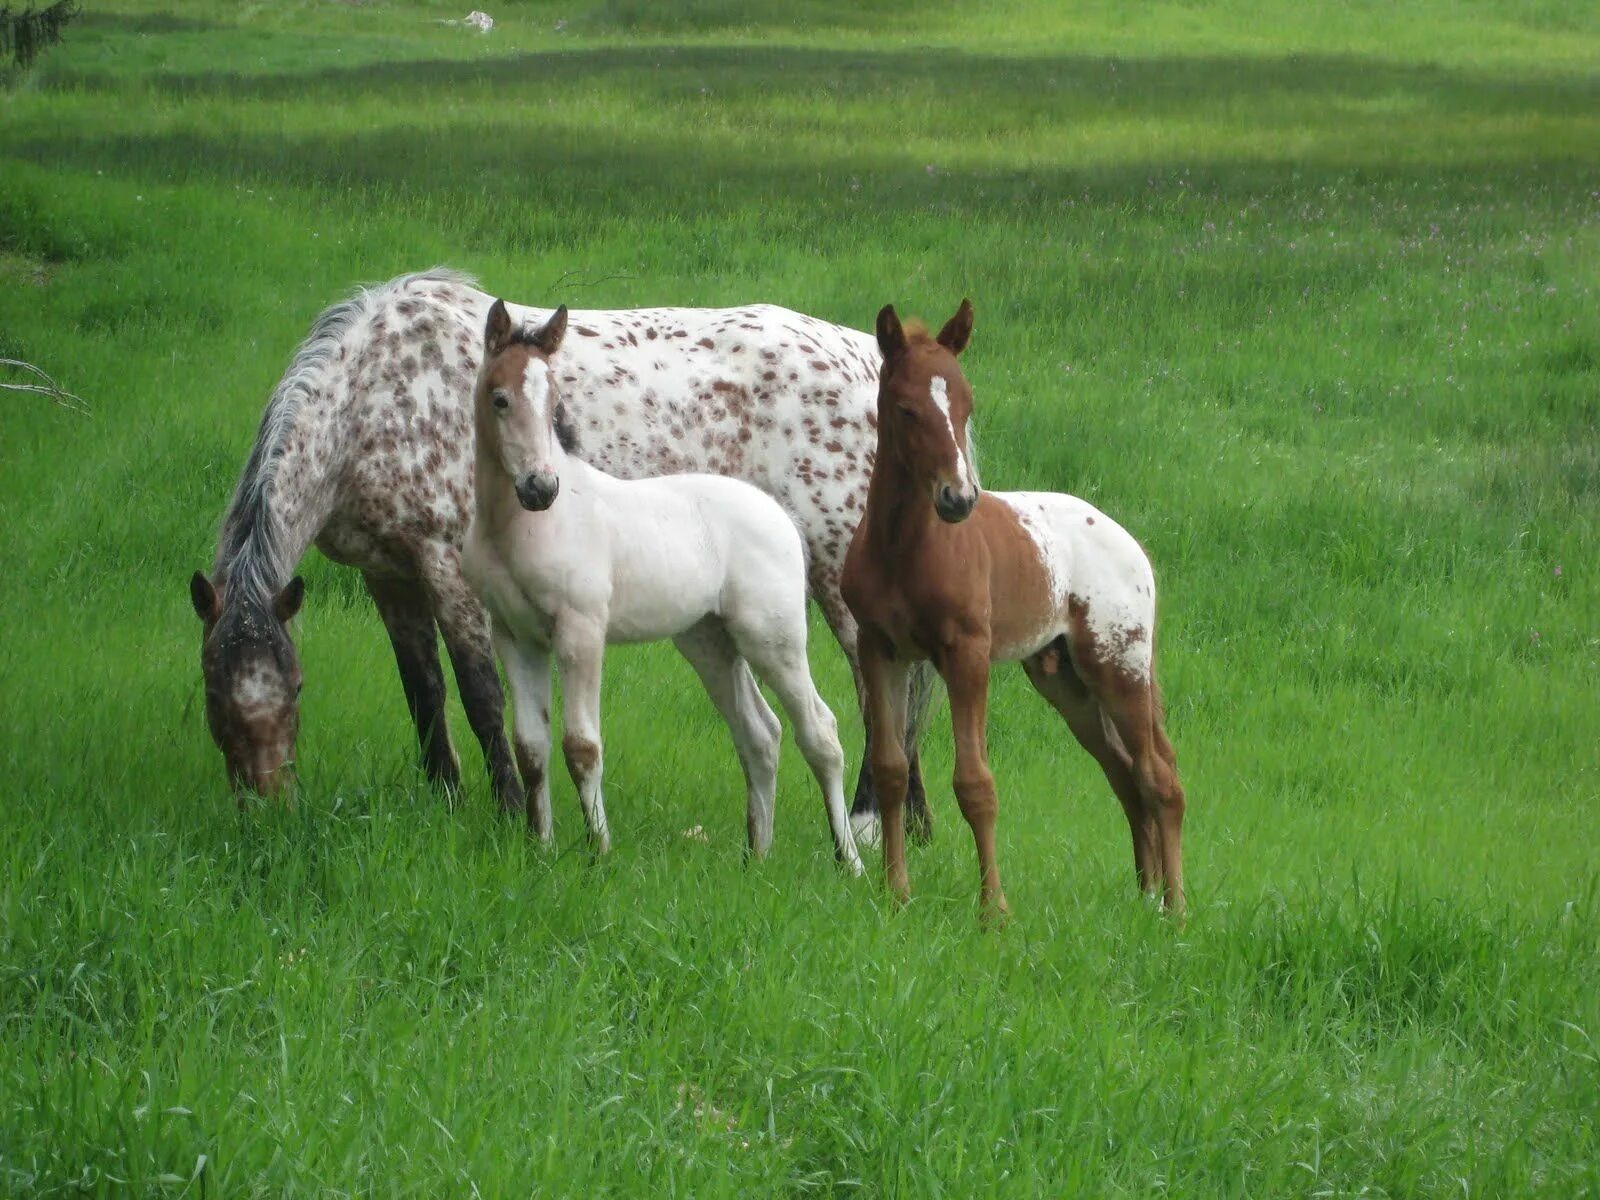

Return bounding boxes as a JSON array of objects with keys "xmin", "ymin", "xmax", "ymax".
[
  {"xmin": 555, "ymin": 615, "xmax": 611, "ymax": 853},
  {"xmin": 493, "ymin": 621, "xmax": 554, "ymax": 841},
  {"xmin": 673, "ymin": 619, "xmax": 782, "ymax": 858}
]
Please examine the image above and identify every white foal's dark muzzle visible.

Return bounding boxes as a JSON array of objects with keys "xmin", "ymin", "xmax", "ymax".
[{"xmin": 515, "ymin": 470, "xmax": 560, "ymax": 511}]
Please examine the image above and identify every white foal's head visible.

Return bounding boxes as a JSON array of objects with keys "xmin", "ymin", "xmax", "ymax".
[{"xmin": 478, "ymin": 299, "xmax": 575, "ymax": 512}]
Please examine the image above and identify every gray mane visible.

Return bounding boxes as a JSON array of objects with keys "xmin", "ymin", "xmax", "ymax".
[{"xmin": 213, "ymin": 266, "xmax": 479, "ymax": 606}]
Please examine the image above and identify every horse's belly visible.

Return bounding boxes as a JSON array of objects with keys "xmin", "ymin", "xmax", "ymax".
[{"xmin": 604, "ymin": 560, "xmax": 719, "ymax": 643}]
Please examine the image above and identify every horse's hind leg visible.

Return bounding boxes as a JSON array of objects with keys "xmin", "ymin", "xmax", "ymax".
[
  {"xmin": 1022, "ymin": 649, "xmax": 1158, "ymax": 894},
  {"xmin": 673, "ymin": 619, "xmax": 782, "ymax": 859},
  {"xmin": 733, "ymin": 622, "xmax": 864, "ymax": 875},
  {"xmin": 418, "ymin": 547, "xmax": 524, "ymax": 814},
  {"xmin": 1039, "ymin": 637, "xmax": 1186, "ymax": 913},
  {"xmin": 364, "ymin": 573, "xmax": 461, "ymax": 792}
]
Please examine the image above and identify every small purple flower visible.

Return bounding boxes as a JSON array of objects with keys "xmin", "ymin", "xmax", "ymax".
[{"xmin": 1554, "ymin": 565, "xmax": 1563, "ymax": 578}]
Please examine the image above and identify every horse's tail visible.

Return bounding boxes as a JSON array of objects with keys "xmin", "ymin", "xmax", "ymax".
[{"xmin": 213, "ymin": 267, "xmax": 481, "ymax": 603}]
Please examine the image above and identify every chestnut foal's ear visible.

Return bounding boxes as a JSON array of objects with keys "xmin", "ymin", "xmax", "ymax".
[
  {"xmin": 532, "ymin": 304, "xmax": 568, "ymax": 356},
  {"xmin": 274, "ymin": 576, "xmax": 306, "ymax": 624},
  {"xmin": 190, "ymin": 570, "xmax": 220, "ymax": 622},
  {"xmin": 876, "ymin": 304, "xmax": 907, "ymax": 361},
  {"xmin": 485, "ymin": 298, "xmax": 513, "ymax": 355},
  {"xmin": 936, "ymin": 298, "xmax": 974, "ymax": 356}
]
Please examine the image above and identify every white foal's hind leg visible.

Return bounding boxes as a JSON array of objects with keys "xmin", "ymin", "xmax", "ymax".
[
  {"xmin": 673, "ymin": 619, "xmax": 782, "ymax": 858},
  {"xmin": 734, "ymin": 623, "xmax": 864, "ymax": 875},
  {"xmin": 492, "ymin": 622, "xmax": 554, "ymax": 841},
  {"xmin": 555, "ymin": 616, "xmax": 611, "ymax": 854}
]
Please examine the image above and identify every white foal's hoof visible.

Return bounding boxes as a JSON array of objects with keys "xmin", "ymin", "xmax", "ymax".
[{"xmin": 850, "ymin": 811, "xmax": 882, "ymax": 851}]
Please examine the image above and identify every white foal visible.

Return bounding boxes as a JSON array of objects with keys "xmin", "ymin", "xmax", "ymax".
[{"xmin": 462, "ymin": 300, "xmax": 863, "ymax": 873}]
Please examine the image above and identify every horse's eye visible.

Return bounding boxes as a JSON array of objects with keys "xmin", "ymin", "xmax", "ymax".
[
  {"xmin": 898, "ymin": 404, "xmax": 920, "ymax": 421},
  {"xmin": 493, "ymin": 393, "xmax": 509, "ymax": 411}
]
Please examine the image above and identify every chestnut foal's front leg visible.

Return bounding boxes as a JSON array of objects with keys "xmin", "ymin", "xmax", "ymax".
[
  {"xmin": 938, "ymin": 638, "xmax": 1009, "ymax": 923},
  {"xmin": 859, "ymin": 634, "xmax": 912, "ymax": 902}
]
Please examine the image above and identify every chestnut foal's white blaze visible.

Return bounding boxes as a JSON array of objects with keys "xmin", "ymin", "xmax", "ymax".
[{"xmin": 462, "ymin": 301, "xmax": 863, "ymax": 871}]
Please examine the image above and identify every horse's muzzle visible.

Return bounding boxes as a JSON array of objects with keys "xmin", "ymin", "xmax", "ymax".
[
  {"xmin": 935, "ymin": 484, "xmax": 980, "ymax": 524},
  {"xmin": 515, "ymin": 470, "xmax": 560, "ymax": 511}
]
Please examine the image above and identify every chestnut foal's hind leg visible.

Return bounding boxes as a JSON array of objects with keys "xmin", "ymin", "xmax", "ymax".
[
  {"xmin": 1022, "ymin": 651, "xmax": 1158, "ymax": 894},
  {"xmin": 363, "ymin": 573, "xmax": 461, "ymax": 791},
  {"xmin": 1032, "ymin": 644, "xmax": 1186, "ymax": 912}
]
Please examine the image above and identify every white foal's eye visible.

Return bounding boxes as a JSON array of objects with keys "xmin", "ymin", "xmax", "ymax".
[{"xmin": 492, "ymin": 390, "xmax": 510, "ymax": 411}]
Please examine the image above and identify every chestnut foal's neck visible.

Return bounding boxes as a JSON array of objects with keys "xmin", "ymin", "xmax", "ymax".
[{"xmin": 862, "ymin": 437, "xmax": 941, "ymax": 569}]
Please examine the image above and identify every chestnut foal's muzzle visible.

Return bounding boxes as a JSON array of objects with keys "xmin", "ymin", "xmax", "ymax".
[
  {"xmin": 515, "ymin": 469, "xmax": 560, "ymax": 512},
  {"xmin": 934, "ymin": 484, "xmax": 980, "ymax": 523}
]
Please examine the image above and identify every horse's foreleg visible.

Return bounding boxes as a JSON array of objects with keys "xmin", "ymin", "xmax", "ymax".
[
  {"xmin": 363, "ymin": 573, "xmax": 461, "ymax": 791},
  {"xmin": 555, "ymin": 617, "xmax": 611, "ymax": 854},
  {"xmin": 857, "ymin": 635, "xmax": 912, "ymax": 901},
  {"xmin": 937, "ymin": 640, "xmax": 1007, "ymax": 925},
  {"xmin": 493, "ymin": 622, "xmax": 554, "ymax": 841},
  {"xmin": 421, "ymin": 551, "xmax": 524, "ymax": 813},
  {"xmin": 673, "ymin": 620, "xmax": 781, "ymax": 860},
  {"xmin": 902, "ymin": 663, "xmax": 938, "ymax": 845},
  {"xmin": 816, "ymin": 579, "xmax": 935, "ymax": 849}
]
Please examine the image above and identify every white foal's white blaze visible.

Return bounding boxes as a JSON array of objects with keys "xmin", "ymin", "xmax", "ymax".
[{"xmin": 930, "ymin": 376, "xmax": 974, "ymax": 492}]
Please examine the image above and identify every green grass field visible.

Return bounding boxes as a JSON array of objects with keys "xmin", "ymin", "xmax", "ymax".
[{"xmin": 3, "ymin": 1, "xmax": 1599, "ymax": 1193}]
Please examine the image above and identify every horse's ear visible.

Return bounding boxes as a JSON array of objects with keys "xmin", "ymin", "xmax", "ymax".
[
  {"xmin": 190, "ymin": 571, "xmax": 219, "ymax": 622},
  {"xmin": 274, "ymin": 576, "xmax": 306, "ymax": 624},
  {"xmin": 936, "ymin": 298, "xmax": 974, "ymax": 356},
  {"xmin": 876, "ymin": 304, "xmax": 906, "ymax": 361},
  {"xmin": 485, "ymin": 299, "xmax": 513, "ymax": 354},
  {"xmin": 532, "ymin": 304, "xmax": 568, "ymax": 356}
]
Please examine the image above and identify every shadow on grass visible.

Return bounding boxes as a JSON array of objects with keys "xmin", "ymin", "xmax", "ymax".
[{"xmin": 50, "ymin": 42, "xmax": 1600, "ymax": 117}]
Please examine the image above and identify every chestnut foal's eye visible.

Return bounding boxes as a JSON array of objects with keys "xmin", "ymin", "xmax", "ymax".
[
  {"xmin": 898, "ymin": 404, "xmax": 920, "ymax": 421},
  {"xmin": 492, "ymin": 392, "xmax": 509, "ymax": 411}
]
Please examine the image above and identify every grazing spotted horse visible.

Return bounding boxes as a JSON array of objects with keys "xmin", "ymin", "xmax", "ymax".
[
  {"xmin": 842, "ymin": 301, "xmax": 1186, "ymax": 921},
  {"xmin": 192, "ymin": 268, "xmax": 934, "ymax": 834}
]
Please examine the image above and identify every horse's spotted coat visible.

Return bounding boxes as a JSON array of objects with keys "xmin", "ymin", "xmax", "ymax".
[{"xmin": 203, "ymin": 269, "xmax": 907, "ymax": 805}]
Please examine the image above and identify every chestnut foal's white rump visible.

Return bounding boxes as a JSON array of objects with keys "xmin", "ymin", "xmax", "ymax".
[{"xmin": 463, "ymin": 301, "xmax": 863, "ymax": 872}]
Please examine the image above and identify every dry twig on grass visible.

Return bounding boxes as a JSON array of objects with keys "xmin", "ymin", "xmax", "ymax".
[{"xmin": 1, "ymin": 357, "xmax": 89, "ymax": 414}]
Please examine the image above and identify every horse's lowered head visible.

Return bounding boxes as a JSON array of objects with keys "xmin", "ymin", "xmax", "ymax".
[
  {"xmin": 874, "ymin": 299, "xmax": 981, "ymax": 523},
  {"xmin": 190, "ymin": 571, "xmax": 305, "ymax": 800},
  {"xmin": 476, "ymin": 299, "xmax": 576, "ymax": 513}
]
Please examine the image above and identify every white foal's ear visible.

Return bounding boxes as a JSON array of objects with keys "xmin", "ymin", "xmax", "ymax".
[
  {"xmin": 532, "ymin": 305, "xmax": 568, "ymax": 356},
  {"xmin": 936, "ymin": 298, "xmax": 974, "ymax": 356},
  {"xmin": 190, "ymin": 570, "xmax": 220, "ymax": 622},
  {"xmin": 485, "ymin": 298, "xmax": 513, "ymax": 355},
  {"xmin": 876, "ymin": 304, "xmax": 907, "ymax": 361},
  {"xmin": 274, "ymin": 576, "xmax": 306, "ymax": 624}
]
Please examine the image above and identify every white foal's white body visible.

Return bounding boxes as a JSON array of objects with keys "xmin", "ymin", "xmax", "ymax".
[{"xmin": 461, "ymin": 302, "xmax": 863, "ymax": 871}]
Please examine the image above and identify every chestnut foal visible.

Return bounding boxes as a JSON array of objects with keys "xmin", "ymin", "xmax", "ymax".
[{"xmin": 841, "ymin": 301, "xmax": 1186, "ymax": 921}]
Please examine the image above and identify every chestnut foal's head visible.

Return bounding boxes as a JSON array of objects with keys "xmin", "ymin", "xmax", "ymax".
[
  {"xmin": 476, "ymin": 299, "xmax": 574, "ymax": 512},
  {"xmin": 874, "ymin": 299, "xmax": 981, "ymax": 523}
]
